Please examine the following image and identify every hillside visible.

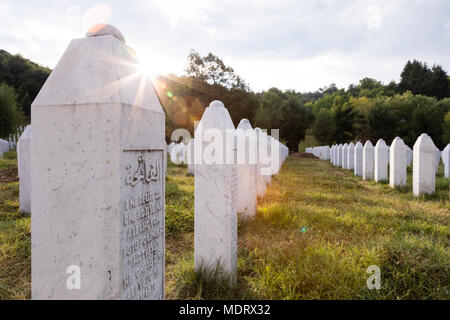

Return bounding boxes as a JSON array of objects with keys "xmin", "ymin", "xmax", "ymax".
[{"xmin": 0, "ymin": 50, "xmax": 51, "ymax": 119}]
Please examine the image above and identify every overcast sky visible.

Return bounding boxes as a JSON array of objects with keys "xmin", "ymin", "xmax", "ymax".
[{"xmin": 1, "ymin": 0, "xmax": 449, "ymax": 92}]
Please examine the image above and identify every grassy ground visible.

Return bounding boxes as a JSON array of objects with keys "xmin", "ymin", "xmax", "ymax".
[
  {"xmin": 0, "ymin": 154, "xmax": 448, "ymax": 299},
  {"xmin": 0, "ymin": 152, "xmax": 30, "ymax": 300},
  {"xmin": 165, "ymin": 159, "xmax": 449, "ymax": 300}
]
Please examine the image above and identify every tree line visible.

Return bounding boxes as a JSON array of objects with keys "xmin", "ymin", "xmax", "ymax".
[
  {"xmin": 157, "ymin": 51, "xmax": 450, "ymax": 151},
  {"xmin": 0, "ymin": 48, "xmax": 449, "ymax": 150},
  {"xmin": 0, "ymin": 49, "xmax": 50, "ymax": 137}
]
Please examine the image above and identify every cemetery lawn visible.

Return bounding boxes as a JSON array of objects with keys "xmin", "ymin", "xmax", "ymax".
[
  {"xmin": 165, "ymin": 159, "xmax": 449, "ymax": 300},
  {"xmin": 0, "ymin": 156, "xmax": 448, "ymax": 299},
  {"xmin": 0, "ymin": 156, "xmax": 30, "ymax": 299}
]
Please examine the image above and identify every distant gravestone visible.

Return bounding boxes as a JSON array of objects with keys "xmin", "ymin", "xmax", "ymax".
[
  {"xmin": 442, "ymin": 143, "xmax": 449, "ymax": 178},
  {"xmin": 337, "ymin": 144, "xmax": 343, "ymax": 167},
  {"xmin": 18, "ymin": 125, "xmax": 32, "ymax": 214},
  {"xmin": 255, "ymin": 128, "xmax": 267, "ymax": 197},
  {"xmin": 347, "ymin": 142, "xmax": 355, "ymax": 170},
  {"xmin": 362, "ymin": 140, "xmax": 374, "ymax": 181},
  {"xmin": 0, "ymin": 138, "xmax": 9, "ymax": 158},
  {"xmin": 374, "ymin": 139, "xmax": 388, "ymax": 182},
  {"xmin": 236, "ymin": 119, "xmax": 257, "ymax": 219},
  {"xmin": 259, "ymin": 130, "xmax": 272, "ymax": 185},
  {"xmin": 405, "ymin": 145, "xmax": 413, "ymax": 166},
  {"xmin": 187, "ymin": 139, "xmax": 194, "ymax": 175},
  {"xmin": 354, "ymin": 141, "xmax": 363, "ymax": 176},
  {"xmin": 434, "ymin": 148, "xmax": 441, "ymax": 174},
  {"xmin": 194, "ymin": 100, "xmax": 237, "ymax": 285},
  {"xmin": 330, "ymin": 145, "xmax": 334, "ymax": 164},
  {"xmin": 413, "ymin": 134, "xmax": 437, "ymax": 196},
  {"xmin": 389, "ymin": 137, "xmax": 407, "ymax": 188},
  {"xmin": 342, "ymin": 143, "xmax": 348, "ymax": 169},
  {"xmin": 31, "ymin": 25, "xmax": 166, "ymax": 299},
  {"xmin": 167, "ymin": 142, "xmax": 176, "ymax": 155}
]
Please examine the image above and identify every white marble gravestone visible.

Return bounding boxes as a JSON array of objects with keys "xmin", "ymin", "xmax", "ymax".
[
  {"xmin": 259, "ymin": 130, "xmax": 272, "ymax": 185},
  {"xmin": 18, "ymin": 125, "xmax": 32, "ymax": 214},
  {"xmin": 354, "ymin": 141, "xmax": 363, "ymax": 176},
  {"xmin": 31, "ymin": 25, "xmax": 166, "ymax": 300},
  {"xmin": 254, "ymin": 128, "xmax": 267, "ymax": 197},
  {"xmin": 362, "ymin": 140, "xmax": 374, "ymax": 180},
  {"xmin": 389, "ymin": 137, "xmax": 407, "ymax": 188},
  {"xmin": 330, "ymin": 145, "xmax": 334, "ymax": 164},
  {"xmin": 347, "ymin": 142, "xmax": 355, "ymax": 170},
  {"xmin": 374, "ymin": 139, "xmax": 388, "ymax": 182},
  {"xmin": 434, "ymin": 148, "xmax": 441, "ymax": 174},
  {"xmin": 442, "ymin": 143, "xmax": 449, "ymax": 178},
  {"xmin": 194, "ymin": 100, "xmax": 237, "ymax": 284},
  {"xmin": 337, "ymin": 144, "xmax": 343, "ymax": 167},
  {"xmin": 405, "ymin": 145, "xmax": 413, "ymax": 167},
  {"xmin": 342, "ymin": 143, "xmax": 348, "ymax": 169},
  {"xmin": 334, "ymin": 144, "xmax": 338, "ymax": 166},
  {"xmin": 187, "ymin": 139, "xmax": 194, "ymax": 175},
  {"xmin": 413, "ymin": 134, "xmax": 437, "ymax": 196},
  {"xmin": 236, "ymin": 119, "xmax": 257, "ymax": 219},
  {"xmin": 167, "ymin": 142, "xmax": 176, "ymax": 155},
  {"xmin": 0, "ymin": 138, "xmax": 8, "ymax": 158}
]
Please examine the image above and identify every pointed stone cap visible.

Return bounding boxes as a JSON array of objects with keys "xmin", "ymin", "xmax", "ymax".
[
  {"xmin": 364, "ymin": 140, "xmax": 374, "ymax": 149},
  {"xmin": 196, "ymin": 100, "xmax": 234, "ymax": 133},
  {"xmin": 32, "ymin": 24, "xmax": 162, "ymax": 113},
  {"xmin": 355, "ymin": 141, "xmax": 363, "ymax": 149},
  {"xmin": 391, "ymin": 137, "xmax": 405, "ymax": 149},
  {"xmin": 19, "ymin": 125, "xmax": 31, "ymax": 140},
  {"xmin": 86, "ymin": 23, "xmax": 125, "ymax": 43},
  {"xmin": 237, "ymin": 118, "xmax": 252, "ymax": 131},
  {"xmin": 413, "ymin": 133, "xmax": 436, "ymax": 153},
  {"xmin": 375, "ymin": 139, "xmax": 387, "ymax": 149}
]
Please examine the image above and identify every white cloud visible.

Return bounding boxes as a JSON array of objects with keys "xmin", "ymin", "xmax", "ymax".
[{"xmin": 0, "ymin": 0, "xmax": 449, "ymax": 92}]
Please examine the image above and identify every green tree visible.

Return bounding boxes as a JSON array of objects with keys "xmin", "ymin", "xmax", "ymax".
[
  {"xmin": 442, "ymin": 110, "xmax": 450, "ymax": 144},
  {"xmin": 428, "ymin": 65, "xmax": 449, "ymax": 99},
  {"xmin": 0, "ymin": 83, "xmax": 24, "ymax": 137},
  {"xmin": 185, "ymin": 50, "xmax": 247, "ymax": 90},
  {"xmin": 311, "ymin": 109, "xmax": 336, "ymax": 144},
  {"xmin": 279, "ymin": 94, "xmax": 310, "ymax": 152}
]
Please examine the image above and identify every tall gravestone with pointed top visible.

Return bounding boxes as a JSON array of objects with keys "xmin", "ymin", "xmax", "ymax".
[
  {"xmin": 363, "ymin": 141, "xmax": 374, "ymax": 180},
  {"xmin": 194, "ymin": 100, "xmax": 237, "ymax": 285},
  {"xmin": 31, "ymin": 24, "xmax": 166, "ymax": 299},
  {"xmin": 374, "ymin": 139, "xmax": 388, "ymax": 182},
  {"xmin": 390, "ymin": 137, "xmax": 407, "ymax": 188},
  {"xmin": 354, "ymin": 141, "xmax": 363, "ymax": 176},
  {"xmin": 413, "ymin": 134, "xmax": 437, "ymax": 196},
  {"xmin": 236, "ymin": 119, "xmax": 257, "ymax": 219},
  {"xmin": 347, "ymin": 142, "xmax": 355, "ymax": 170}
]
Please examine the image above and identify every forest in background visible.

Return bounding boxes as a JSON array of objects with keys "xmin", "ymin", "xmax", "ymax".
[{"xmin": 0, "ymin": 48, "xmax": 449, "ymax": 150}]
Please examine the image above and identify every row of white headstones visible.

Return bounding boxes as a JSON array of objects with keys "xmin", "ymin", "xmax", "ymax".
[
  {"xmin": 17, "ymin": 100, "xmax": 289, "ymax": 296},
  {"xmin": 306, "ymin": 135, "xmax": 450, "ymax": 196},
  {"xmin": 0, "ymin": 127, "xmax": 25, "ymax": 158}
]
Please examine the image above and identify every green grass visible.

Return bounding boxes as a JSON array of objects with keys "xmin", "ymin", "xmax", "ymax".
[
  {"xmin": 0, "ymin": 153, "xmax": 30, "ymax": 300},
  {"xmin": 0, "ymin": 156, "xmax": 448, "ymax": 300},
  {"xmin": 166, "ymin": 159, "xmax": 449, "ymax": 300}
]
